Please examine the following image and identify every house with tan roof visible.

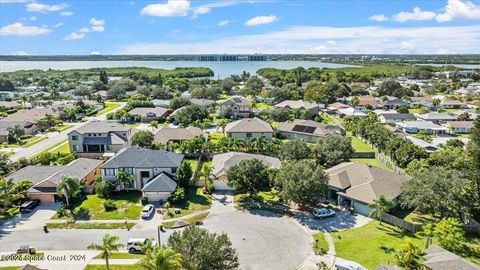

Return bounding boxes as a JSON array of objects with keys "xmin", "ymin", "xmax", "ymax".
[
  {"xmin": 326, "ymin": 162, "xmax": 407, "ymax": 216},
  {"xmin": 0, "ymin": 107, "xmax": 60, "ymax": 136},
  {"xmin": 7, "ymin": 158, "xmax": 103, "ymax": 203},
  {"xmin": 443, "ymin": 121, "xmax": 474, "ymax": 134},
  {"xmin": 224, "ymin": 117, "xmax": 273, "ymax": 140},
  {"xmin": 154, "ymin": 126, "xmax": 203, "ymax": 146},
  {"xmin": 128, "ymin": 107, "xmax": 170, "ymax": 122},
  {"xmin": 274, "ymin": 100, "xmax": 319, "ymax": 118},
  {"xmin": 277, "ymin": 119, "xmax": 345, "ymax": 143}
]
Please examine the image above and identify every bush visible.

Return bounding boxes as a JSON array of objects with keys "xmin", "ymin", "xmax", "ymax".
[
  {"xmin": 6, "ymin": 207, "xmax": 19, "ymax": 217},
  {"xmin": 103, "ymin": 199, "xmax": 117, "ymax": 211},
  {"xmin": 170, "ymin": 187, "xmax": 185, "ymax": 204},
  {"xmin": 95, "ymin": 181, "xmax": 116, "ymax": 198},
  {"xmin": 141, "ymin": 197, "xmax": 149, "ymax": 206},
  {"xmin": 164, "ymin": 201, "xmax": 171, "ymax": 209},
  {"xmin": 72, "ymin": 207, "xmax": 90, "ymax": 219},
  {"xmin": 56, "ymin": 207, "xmax": 71, "ymax": 218}
]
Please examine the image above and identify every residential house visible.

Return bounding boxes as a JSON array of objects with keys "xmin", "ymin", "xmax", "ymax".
[
  {"xmin": 152, "ymin": 99, "xmax": 170, "ymax": 108},
  {"xmin": 380, "ymin": 98, "xmax": 407, "ymax": 110},
  {"xmin": 453, "ymin": 109, "xmax": 478, "ymax": 120},
  {"xmin": 274, "ymin": 100, "xmax": 319, "ymax": 118},
  {"xmin": 356, "ymin": 96, "xmax": 378, "ymax": 108},
  {"xmin": 443, "ymin": 121, "xmax": 474, "ymax": 134},
  {"xmin": 337, "ymin": 107, "xmax": 368, "ymax": 118},
  {"xmin": 154, "ymin": 126, "xmax": 203, "ymax": 146},
  {"xmin": 7, "ymin": 158, "xmax": 103, "ymax": 203},
  {"xmin": 416, "ymin": 112, "xmax": 457, "ymax": 124},
  {"xmin": 432, "ymin": 137, "xmax": 470, "ymax": 149},
  {"xmin": 325, "ymin": 162, "xmax": 407, "ymax": 216},
  {"xmin": 378, "ymin": 113, "xmax": 416, "ymax": 123},
  {"xmin": 440, "ymin": 99, "xmax": 464, "ymax": 109},
  {"xmin": 211, "ymin": 152, "xmax": 281, "ymax": 190},
  {"xmin": 276, "ymin": 119, "xmax": 344, "ymax": 143},
  {"xmin": 405, "ymin": 136, "xmax": 438, "ymax": 153},
  {"xmin": 218, "ymin": 96, "xmax": 252, "ymax": 118},
  {"xmin": 100, "ymin": 147, "xmax": 184, "ymax": 202},
  {"xmin": 409, "ymin": 96, "xmax": 434, "ymax": 109},
  {"xmin": 128, "ymin": 107, "xmax": 170, "ymax": 122},
  {"xmin": 0, "ymin": 101, "xmax": 22, "ymax": 110},
  {"xmin": 68, "ymin": 121, "xmax": 132, "ymax": 157},
  {"xmin": 396, "ymin": 121, "xmax": 447, "ymax": 135},
  {"xmin": 423, "ymin": 245, "xmax": 480, "ymax": 270},
  {"xmin": 0, "ymin": 107, "xmax": 60, "ymax": 136},
  {"xmin": 224, "ymin": 117, "xmax": 273, "ymax": 140},
  {"xmin": 326, "ymin": 102, "xmax": 350, "ymax": 113},
  {"xmin": 190, "ymin": 98, "xmax": 215, "ymax": 109}
]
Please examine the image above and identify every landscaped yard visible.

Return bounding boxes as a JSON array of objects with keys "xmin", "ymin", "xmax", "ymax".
[
  {"xmin": 45, "ymin": 222, "xmax": 135, "ymax": 229},
  {"xmin": 208, "ymin": 133, "xmax": 224, "ymax": 143},
  {"xmin": 162, "ymin": 212, "xmax": 209, "ymax": 228},
  {"xmin": 29, "ymin": 139, "xmax": 68, "ymax": 159},
  {"xmin": 49, "ymin": 141, "xmax": 70, "ymax": 154},
  {"xmin": 96, "ymin": 102, "xmax": 120, "ymax": 115},
  {"xmin": 317, "ymin": 114, "xmax": 335, "ymax": 124},
  {"xmin": 52, "ymin": 124, "xmax": 74, "ymax": 132},
  {"xmin": 350, "ymin": 135, "xmax": 375, "ymax": 153},
  {"xmin": 168, "ymin": 188, "xmax": 211, "ymax": 218},
  {"xmin": 234, "ymin": 188, "xmax": 284, "ymax": 212},
  {"xmin": 52, "ymin": 192, "xmax": 143, "ymax": 220},
  {"xmin": 312, "ymin": 232, "xmax": 329, "ymax": 255},
  {"xmin": 350, "ymin": 158, "xmax": 390, "ymax": 171},
  {"xmin": 254, "ymin": 102, "xmax": 273, "ymax": 109}
]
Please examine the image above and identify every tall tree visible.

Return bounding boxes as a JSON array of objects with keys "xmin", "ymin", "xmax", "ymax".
[
  {"xmin": 393, "ymin": 240, "xmax": 422, "ymax": 269},
  {"xmin": 279, "ymin": 139, "xmax": 310, "ymax": 160},
  {"xmin": 87, "ymin": 234, "xmax": 124, "ymax": 270},
  {"xmin": 176, "ymin": 161, "xmax": 193, "ymax": 188},
  {"xmin": 116, "ymin": 170, "xmax": 133, "ymax": 191},
  {"xmin": 131, "ymin": 130, "xmax": 155, "ymax": 149},
  {"xmin": 313, "ymin": 135, "xmax": 353, "ymax": 166},
  {"xmin": 140, "ymin": 247, "xmax": 183, "ymax": 270},
  {"xmin": 470, "ymin": 116, "xmax": 480, "ymax": 202},
  {"xmin": 227, "ymin": 159, "xmax": 269, "ymax": 196},
  {"xmin": 56, "ymin": 176, "xmax": 81, "ymax": 206},
  {"xmin": 368, "ymin": 195, "xmax": 394, "ymax": 225}
]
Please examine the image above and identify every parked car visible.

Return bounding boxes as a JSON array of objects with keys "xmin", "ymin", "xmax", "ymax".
[
  {"xmin": 19, "ymin": 200, "xmax": 40, "ymax": 213},
  {"xmin": 17, "ymin": 245, "xmax": 36, "ymax": 254},
  {"xmin": 312, "ymin": 208, "xmax": 336, "ymax": 219},
  {"xmin": 127, "ymin": 238, "xmax": 157, "ymax": 253},
  {"xmin": 141, "ymin": 204, "xmax": 155, "ymax": 219}
]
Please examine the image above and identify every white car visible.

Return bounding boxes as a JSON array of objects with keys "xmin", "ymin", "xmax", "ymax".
[
  {"xmin": 127, "ymin": 238, "xmax": 157, "ymax": 253},
  {"xmin": 141, "ymin": 204, "xmax": 154, "ymax": 219},
  {"xmin": 312, "ymin": 208, "xmax": 336, "ymax": 219}
]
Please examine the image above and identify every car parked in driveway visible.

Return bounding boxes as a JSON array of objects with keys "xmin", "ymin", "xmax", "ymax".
[
  {"xmin": 312, "ymin": 208, "xmax": 336, "ymax": 219},
  {"xmin": 127, "ymin": 238, "xmax": 157, "ymax": 253},
  {"xmin": 19, "ymin": 200, "xmax": 40, "ymax": 213},
  {"xmin": 141, "ymin": 204, "xmax": 155, "ymax": 219}
]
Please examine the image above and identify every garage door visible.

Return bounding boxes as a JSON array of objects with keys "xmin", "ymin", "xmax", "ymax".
[
  {"xmin": 29, "ymin": 193, "xmax": 55, "ymax": 204},
  {"xmin": 213, "ymin": 180, "xmax": 233, "ymax": 191},
  {"xmin": 144, "ymin": 192, "xmax": 170, "ymax": 203}
]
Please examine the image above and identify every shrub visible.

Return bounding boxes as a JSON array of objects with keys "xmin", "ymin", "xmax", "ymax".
[
  {"xmin": 6, "ymin": 207, "xmax": 19, "ymax": 217},
  {"xmin": 141, "ymin": 197, "xmax": 149, "ymax": 206},
  {"xmin": 72, "ymin": 207, "xmax": 90, "ymax": 219},
  {"xmin": 170, "ymin": 187, "xmax": 185, "ymax": 204},
  {"xmin": 103, "ymin": 199, "xmax": 117, "ymax": 211},
  {"xmin": 95, "ymin": 181, "xmax": 116, "ymax": 198},
  {"xmin": 164, "ymin": 201, "xmax": 171, "ymax": 209},
  {"xmin": 56, "ymin": 207, "xmax": 71, "ymax": 218}
]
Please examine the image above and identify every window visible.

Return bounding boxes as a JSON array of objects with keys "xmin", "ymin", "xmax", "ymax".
[
  {"xmin": 104, "ymin": 169, "xmax": 115, "ymax": 176},
  {"xmin": 122, "ymin": 167, "xmax": 134, "ymax": 175},
  {"xmin": 72, "ymin": 135, "xmax": 78, "ymax": 141},
  {"xmin": 246, "ymin": 132, "xmax": 252, "ymax": 138},
  {"xmin": 171, "ymin": 167, "xmax": 177, "ymax": 174},
  {"xmin": 106, "ymin": 145, "xmax": 112, "ymax": 151},
  {"xmin": 72, "ymin": 145, "xmax": 80, "ymax": 151}
]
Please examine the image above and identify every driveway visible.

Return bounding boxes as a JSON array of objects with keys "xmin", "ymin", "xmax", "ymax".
[
  {"xmin": 0, "ymin": 203, "xmax": 61, "ymax": 232},
  {"xmin": 293, "ymin": 210, "xmax": 371, "ymax": 232}
]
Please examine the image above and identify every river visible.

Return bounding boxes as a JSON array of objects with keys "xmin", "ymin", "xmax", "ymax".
[{"xmin": 0, "ymin": 60, "xmax": 356, "ymax": 78}]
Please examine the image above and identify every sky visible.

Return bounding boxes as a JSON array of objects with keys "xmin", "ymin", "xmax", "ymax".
[{"xmin": 0, "ymin": 0, "xmax": 480, "ymax": 55}]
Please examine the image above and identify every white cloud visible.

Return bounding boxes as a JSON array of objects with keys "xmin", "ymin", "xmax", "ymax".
[
  {"xmin": 245, "ymin": 15, "xmax": 277, "ymax": 26},
  {"xmin": 90, "ymin": 18, "xmax": 105, "ymax": 32},
  {"xmin": 0, "ymin": 22, "xmax": 51, "ymax": 36},
  {"xmin": 369, "ymin": 14, "xmax": 388, "ymax": 22},
  {"xmin": 115, "ymin": 25, "xmax": 480, "ymax": 54},
  {"xmin": 192, "ymin": 6, "xmax": 210, "ymax": 17},
  {"xmin": 26, "ymin": 2, "xmax": 67, "ymax": 13},
  {"xmin": 64, "ymin": 32, "xmax": 85, "ymax": 40},
  {"xmin": 140, "ymin": 0, "xmax": 190, "ymax": 17},
  {"xmin": 53, "ymin": 22, "xmax": 63, "ymax": 28},
  {"xmin": 392, "ymin": 7, "xmax": 436, "ymax": 22},
  {"xmin": 60, "ymin": 11, "xmax": 74, "ymax": 16},
  {"xmin": 79, "ymin": 27, "xmax": 90, "ymax": 33},
  {"xmin": 218, "ymin": 19, "xmax": 229, "ymax": 26},
  {"xmin": 12, "ymin": 50, "xmax": 29, "ymax": 55},
  {"xmin": 326, "ymin": 40, "xmax": 336, "ymax": 45},
  {"xmin": 436, "ymin": 0, "xmax": 480, "ymax": 22},
  {"xmin": 90, "ymin": 51, "xmax": 100, "ymax": 55},
  {"xmin": 437, "ymin": 48, "xmax": 450, "ymax": 54},
  {"xmin": 0, "ymin": 0, "xmax": 30, "ymax": 3}
]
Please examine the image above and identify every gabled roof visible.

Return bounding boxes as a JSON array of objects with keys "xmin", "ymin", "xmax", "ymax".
[
  {"xmin": 225, "ymin": 117, "xmax": 273, "ymax": 133},
  {"xmin": 379, "ymin": 113, "xmax": 416, "ymax": 120},
  {"xmin": 212, "ymin": 152, "xmax": 281, "ymax": 178},
  {"xmin": 417, "ymin": 112, "xmax": 457, "ymax": 121},
  {"xmin": 154, "ymin": 126, "xmax": 203, "ymax": 145},
  {"xmin": 277, "ymin": 119, "xmax": 344, "ymax": 137},
  {"xmin": 220, "ymin": 96, "xmax": 250, "ymax": 106},
  {"xmin": 424, "ymin": 245, "xmax": 480, "ymax": 270},
  {"xmin": 70, "ymin": 121, "xmax": 130, "ymax": 134},
  {"xmin": 141, "ymin": 172, "xmax": 177, "ymax": 193},
  {"xmin": 128, "ymin": 107, "xmax": 170, "ymax": 118},
  {"xmin": 190, "ymin": 98, "xmax": 215, "ymax": 107},
  {"xmin": 101, "ymin": 147, "xmax": 184, "ymax": 169},
  {"xmin": 396, "ymin": 121, "xmax": 446, "ymax": 130},
  {"xmin": 326, "ymin": 162, "xmax": 407, "ymax": 204},
  {"xmin": 445, "ymin": 121, "xmax": 474, "ymax": 129},
  {"xmin": 0, "ymin": 107, "xmax": 59, "ymax": 123},
  {"xmin": 274, "ymin": 100, "xmax": 318, "ymax": 110}
]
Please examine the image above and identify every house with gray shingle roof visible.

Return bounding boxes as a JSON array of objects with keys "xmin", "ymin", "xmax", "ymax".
[
  {"xmin": 7, "ymin": 158, "xmax": 103, "ymax": 203},
  {"xmin": 276, "ymin": 119, "xmax": 345, "ymax": 143},
  {"xmin": 274, "ymin": 100, "xmax": 319, "ymax": 119},
  {"xmin": 218, "ymin": 96, "xmax": 252, "ymax": 118},
  {"xmin": 224, "ymin": 117, "xmax": 273, "ymax": 140},
  {"xmin": 326, "ymin": 162, "xmax": 407, "ymax": 216},
  {"xmin": 423, "ymin": 245, "xmax": 480, "ymax": 270},
  {"xmin": 141, "ymin": 172, "xmax": 178, "ymax": 202},
  {"xmin": 128, "ymin": 107, "xmax": 170, "ymax": 122},
  {"xmin": 100, "ymin": 147, "xmax": 184, "ymax": 197}
]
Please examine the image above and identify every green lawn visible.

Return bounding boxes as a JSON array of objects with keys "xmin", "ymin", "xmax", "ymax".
[
  {"xmin": 93, "ymin": 252, "xmax": 145, "ymax": 259},
  {"xmin": 52, "ymin": 124, "xmax": 74, "ymax": 132},
  {"xmin": 233, "ymin": 188, "xmax": 284, "ymax": 212},
  {"xmin": 0, "ymin": 267, "xmax": 21, "ymax": 270},
  {"xmin": 254, "ymin": 102, "xmax": 273, "ymax": 109},
  {"xmin": 29, "ymin": 139, "xmax": 68, "ymax": 159},
  {"xmin": 168, "ymin": 188, "xmax": 211, "ymax": 218},
  {"xmin": 162, "ymin": 212, "xmax": 209, "ymax": 229},
  {"xmin": 49, "ymin": 141, "xmax": 70, "ymax": 154},
  {"xmin": 84, "ymin": 265, "xmax": 143, "ymax": 270},
  {"xmin": 234, "ymin": 188, "xmax": 280, "ymax": 204},
  {"xmin": 208, "ymin": 133, "xmax": 224, "ymax": 143},
  {"xmin": 312, "ymin": 232, "xmax": 329, "ymax": 255},
  {"xmin": 350, "ymin": 158, "xmax": 390, "ymax": 171},
  {"xmin": 46, "ymin": 222, "xmax": 135, "ymax": 229},
  {"xmin": 183, "ymin": 158, "xmax": 199, "ymax": 172},
  {"xmin": 126, "ymin": 122, "xmax": 141, "ymax": 128},
  {"xmin": 350, "ymin": 135, "xmax": 375, "ymax": 153},
  {"xmin": 96, "ymin": 102, "xmax": 120, "ymax": 116},
  {"xmin": 332, "ymin": 221, "xmax": 424, "ymax": 270},
  {"xmin": 317, "ymin": 114, "xmax": 335, "ymax": 124},
  {"xmin": 2, "ymin": 135, "xmax": 47, "ymax": 148},
  {"xmin": 52, "ymin": 192, "xmax": 143, "ymax": 220}
]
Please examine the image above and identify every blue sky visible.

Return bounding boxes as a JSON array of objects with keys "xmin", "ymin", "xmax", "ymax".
[{"xmin": 1, "ymin": 0, "xmax": 480, "ymax": 55}]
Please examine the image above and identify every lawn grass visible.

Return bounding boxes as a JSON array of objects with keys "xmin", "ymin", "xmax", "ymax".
[
  {"xmin": 350, "ymin": 135, "xmax": 375, "ymax": 153},
  {"xmin": 183, "ymin": 158, "xmax": 198, "ymax": 172},
  {"xmin": 126, "ymin": 122, "xmax": 141, "ymax": 128},
  {"xmin": 96, "ymin": 102, "xmax": 120, "ymax": 116},
  {"xmin": 45, "ymin": 222, "xmax": 135, "ymax": 229},
  {"xmin": 317, "ymin": 114, "xmax": 335, "ymax": 124},
  {"xmin": 0, "ymin": 267, "xmax": 22, "ymax": 270},
  {"xmin": 84, "ymin": 265, "xmax": 144, "ymax": 270},
  {"xmin": 312, "ymin": 232, "xmax": 329, "ymax": 255},
  {"xmin": 350, "ymin": 158, "xmax": 390, "ymax": 171},
  {"xmin": 208, "ymin": 133, "xmax": 225, "ymax": 143},
  {"xmin": 93, "ymin": 252, "xmax": 145, "ymax": 259},
  {"xmin": 168, "ymin": 188, "xmax": 211, "ymax": 218},
  {"xmin": 162, "ymin": 212, "xmax": 209, "ymax": 229},
  {"xmin": 52, "ymin": 124, "xmax": 74, "ymax": 132},
  {"xmin": 332, "ymin": 221, "xmax": 424, "ymax": 270},
  {"xmin": 234, "ymin": 188, "xmax": 280, "ymax": 204},
  {"xmin": 22, "ymin": 136, "xmax": 48, "ymax": 147},
  {"xmin": 29, "ymin": 139, "xmax": 68, "ymax": 159},
  {"xmin": 49, "ymin": 141, "xmax": 70, "ymax": 154},
  {"xmin": 254, "ymin": 102, "xmax": 273, "ymax": 109},
  {"xmin": 52, "ymin": 192, "xmax": 143, "ymax": 220}
]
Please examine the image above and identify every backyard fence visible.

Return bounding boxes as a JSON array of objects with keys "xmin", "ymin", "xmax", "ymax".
[{"xmin": 382, "ymin": 213, "xmax": 422, "ymax": 233}]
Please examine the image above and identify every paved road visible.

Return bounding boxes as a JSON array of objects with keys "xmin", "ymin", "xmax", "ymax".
[{"xmin": 9, "ymin": 102, "xmax": 126, "ymax": 161}]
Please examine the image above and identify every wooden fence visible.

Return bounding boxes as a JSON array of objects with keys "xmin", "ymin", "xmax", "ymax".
[{"xmin": 382, "ymin": 213, "xmax": 422, "ymax": 232}]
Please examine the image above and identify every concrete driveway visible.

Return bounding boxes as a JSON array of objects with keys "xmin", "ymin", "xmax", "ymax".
[
  {"xmin": 293, "ymin": 210, "xmax": 371, "ymax": 232},
  {"xmin": 0, "ymin": 203, "xmax": 61, "ymax": 231}
]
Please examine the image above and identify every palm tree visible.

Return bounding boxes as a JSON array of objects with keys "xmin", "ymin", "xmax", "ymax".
[
  {"xmin": 150, "ymin": 121, "xmax": 159, "ymax": 129},
  {"xmin": 140, "ymin": 247, "xmax": 183, "ymax": 270},
  {"xmin": 116, "ymin": 170, "xmax": 133, "ymax": 191},
  {"xmin": 394, "ymin": 239, "xmax": 422, "ymax": 269},
  {"xmin": 201, "ymin": 163, "xmax": 213, "ymax": 187},
  {"xmin": 368, "ymin": 195, "xmax": 394, "ymax": 225},
  {"xmin": 56, "ymin": 176, "xmax": 81, "ymax": 207},
  {"xmin": 87, "ymin": 234, "xmax": 124, "ymax": 270}
]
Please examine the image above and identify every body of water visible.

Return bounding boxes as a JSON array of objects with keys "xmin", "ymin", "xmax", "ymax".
[
  {"xmin": 0, "ymin": 60, "xmax": 356, "ymax": 78},
  {"xmin": 417, "ymin": 63, "xmax": 480, "ymax": 69}
]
